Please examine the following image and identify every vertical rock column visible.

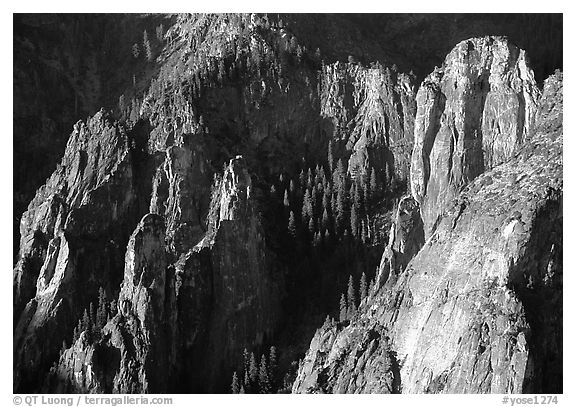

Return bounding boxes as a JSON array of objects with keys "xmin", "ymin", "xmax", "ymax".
[{"xmin": 410, "ymin": 36, "xmax": 539, "ymax": 238}]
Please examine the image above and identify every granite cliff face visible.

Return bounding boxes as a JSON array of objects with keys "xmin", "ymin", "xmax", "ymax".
[
  {"xmin": 410, "ymin": 37, "xmax": 540, "ymax": 238},
  {"xmin": 13, "ymin": 13, "xmax": 562, "ymax": 394},
  {"xmin": 320, "ymin": 62, "xmax": 416, "ymax": 182},
  {"xmin": 14, "ymin": 110, "xmax": 144, "ymax": 391},
  {"xmin": 293, "ymin": 71, "xmax": 562, "ymax": 394}
]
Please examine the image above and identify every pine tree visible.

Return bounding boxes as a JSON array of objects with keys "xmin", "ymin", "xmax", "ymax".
[
  {"xmin": 155, "ymin": 23, "xmax": 164, "ymax": 41},
  {"xmin": 118, "ymin": 94, "xmax": 126, "ymax": 115},
  {"xmin": 360, "ymin": 272, "xmax": 368, "ymax": 301},
  {"xmin": 89, "ymin": 302, "xmax": 96, "ymax": 331},
  {"xmin": 350, "ymin": 202, "xmax": 358, "ymax": 238},
  {"xmin": 307, "ymin": 168, "xmax": 313, "ymax": 188},
  {"xmin": 270, "ymin": 185, "xmax": 276, "ymax": 196},
  {"xmin": 249, "ymin": 352, "xmax": 258, "ymax": 387},
  {"xmin": 218, "ymin": 59, "xmax": 226, "ymax": 83},
  {"xmin": 143, "ymin": 30, "xmax": 152, "ymax": 61},
  {"xmin": 97, "ymin": 288, "xmax": 107, "ymax": 331},
  {"xmin": 308, "ymin": 217, "xmax": 314, "ymax": 234},
  {"xmin": 258, "ymin": 355, "xmax": 271, "ymax": 393},
  {"xmin": 333, "ymin": 159, "xmax": 345, "ymax": 191},
  {"xmin": 231, "ymin": 371, "xmax": 240, "ymax": 394},
  {"xmin": 339, "ymin": 294, "xmax": 347, "ymax": 322},
  {"xmin": 283, "ymin": 189, "xmax": 290, "ymax": 207},
  {"xmin": 269, "ymin": 346, "xmax": 278, "ymax": 387},
  {"xmin": 289, "ymin": 179, "xmax": 295, "ymax": 194},
  {"xmin": 288, "ymin": 211, "xmax": 297, "ymax": 237},
  {"xmin": 73, "ymin": 321, "xmax": 80, "ymax": 342},
  {"xmin": 302, "ymin": 189, "xmax": 312, "ymax": 223},
  {"xmin": 322, "ymin": 207, "xmax": 330, "ymax": 230},
  {"xmin": 322, "ymin": 186, "xmax": 330, "ymax": 213},
  {"xmin": 347, "ymin": 275, "xmax": 356, "ymax": 315},
  {"xmin": 132, "ymin": 43, "xmax": 140, "ymax": 59},
  {"xmin": 82, "ymin": 308, "xmax": 91, "ymax": 337},
  {"xmin": 361, "ymin": 219, "xmax": 368, "ymax": 244},
  {"xmin": 299, "ymin": 169, "xmax": 305, "ymax": 187},
  {"xmin": 243, "ymin": 371, "xmax": 251, "ymax": 393},
  {"xmin": 313, "ymin": 231, "xmax": 321, "ymax": 247},
  {"xmin": 336, "ymin": 187, "xmax": 345, "ymax": 232}
]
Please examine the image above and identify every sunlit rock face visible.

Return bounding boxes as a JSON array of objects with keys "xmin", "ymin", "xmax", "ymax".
[
  {"xmin": 410, "ymin": 36, "xmax": 540, "ymax": 238},
  {"xmin": 294, "ymin": 71, "xmax": 561, "ymax": 394}
]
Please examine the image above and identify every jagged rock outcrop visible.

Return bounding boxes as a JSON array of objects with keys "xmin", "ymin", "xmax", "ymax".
[
  {"xmin": 320, "ymin": 62, "xmax": 416, "ymax": 182},
  {"xmin": 376, "ymin": 196, "xmax": 425, "ymax": 289},
  {"xmin": 149, "ymin": 135, "xmax": 214, "ymax": 253},
  {"xmin": 185, "ymin": 156, "xmax": 282, "ymax": 390},
  {"xmin": 13, "ymin": 110, "xmax": 146, "ymax": 392},
  {"xmin": 410, "ymin": 36, "xmax": 540, "ymax": 238},
  {"xmin": 294, "ymin": 71, "xmax": 562, "ymax": 394},
  {"xmin": 14, "ymin": 14, "xmax": 563, "ymax": 395},
  {"xmin": 46, "ymin": 156, "xmax": 282, "ymax": 392},
  {"xmin": 292, "ymin": 318, "xmax": 397, "ymax": 393},
  {"xmin": 46, "ymin": 214, "xmax": 171, "ymax": 393}
]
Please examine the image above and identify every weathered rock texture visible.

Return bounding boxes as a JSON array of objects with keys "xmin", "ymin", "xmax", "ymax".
[
  {"xmin": 13, "ymin": 110, "xmax": 144, "ymax": 392},
  {"xmin": 14, "ymin": 14, "xmax": 563, "ymax": 395},
  {"xmin": 291, "ymin": 318, "xmax": 398, "ymax": 393},
  {"xmin": 410, "ymin": 37, "xmax": 540, "ymax": 238},
  {"xmin": 185, "ymin": 156, "xmax": 282, "ymax": 390},
  {"xmin": 293, "ymin": 71, "xmax": 562, "ymax": 393},
  {"xmin": 47, "ymin": 214, "xmax": 170, "ymax": 393},
  {"xmin": 376, "ymin": 195, "xmax": 425, "ymax": 290},
  {"xmin": 44, "ymin": 156, "xmax": 281, "ymax": 393},
  {"xmin": 320, "ymin": 62, "xmax": 416, "ymax": 182}
]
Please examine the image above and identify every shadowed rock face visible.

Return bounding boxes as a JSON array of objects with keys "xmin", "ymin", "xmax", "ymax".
[
  {"xmin": 43, "ymin": 156, "xmax": 282, "ymax": 393},
  {"xmin": 410, "ymin": 37, "xmax": 540, "ymax": 238},
  {"xmin": 293, "ymin": 71, "xmax": 562, "ymax": 394},
  {"xmin": 188, "ymin": 157, "xmax": 282, "ymax": 391}
]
